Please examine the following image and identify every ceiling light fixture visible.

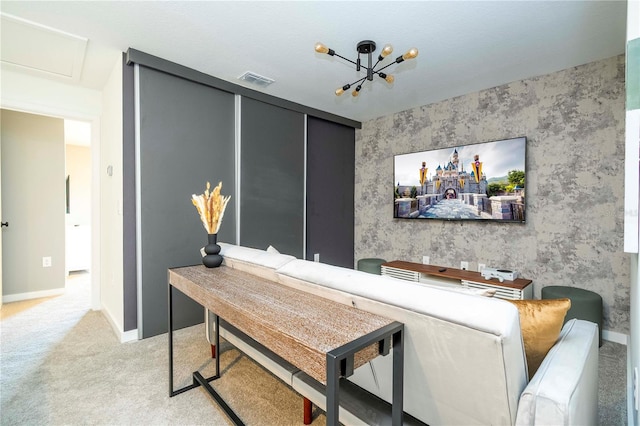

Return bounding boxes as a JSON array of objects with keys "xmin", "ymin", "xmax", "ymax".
[{"xmin": 314, "ymin": 40, "xmax": 418, "ymax": 97}]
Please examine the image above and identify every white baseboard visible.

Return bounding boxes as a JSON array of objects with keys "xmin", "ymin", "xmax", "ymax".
[
  {"xmin": 2, "ymin": 288, "xmax": 65, "ymax": 303},
  {"xmin": 101, "ymin": 304, "xmax": 139, "ymax": 343},
  {"xmin": 121, "ymin": 328, "xmax": 138, "ymax": 343},
  {"xmin": 603, "ymin": 329, "xmax": 628, "ymax": 345}
]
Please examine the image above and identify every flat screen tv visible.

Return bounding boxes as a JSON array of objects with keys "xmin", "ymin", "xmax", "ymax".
[{"xmin": 393, "ymin": 137, "xmax": 526, "ymax": 222}]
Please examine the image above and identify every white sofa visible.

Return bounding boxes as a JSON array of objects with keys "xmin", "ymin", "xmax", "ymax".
[{"xmin": 212, "ymin": 243, "xmax": 599, "ymax": 425}]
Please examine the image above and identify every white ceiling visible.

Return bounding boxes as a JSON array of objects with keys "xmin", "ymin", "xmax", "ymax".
[{"xmin": 0, "ymin": 1, "xmax": 627, "ymax": 123}]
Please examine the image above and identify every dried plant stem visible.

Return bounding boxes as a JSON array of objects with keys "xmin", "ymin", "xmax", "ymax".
[{"xmin": 191, "ymin": 181, "xmax": 231, "ymax": 234}]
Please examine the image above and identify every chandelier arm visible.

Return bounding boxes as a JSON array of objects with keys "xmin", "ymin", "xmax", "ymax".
[
  {"xmin": 333, "ymin": 52, "xmax": 359, "ymax": 67},
  {"xmin": 373, "ymin": 61, "xmax": 398, "ymax": 74},
  {"xmin": 347, "ymin": 76, "xmax": 368, "ymax": 87},
  {"xmin": 342, "ymin": 75, "xmax": 368, "ymax": 89}
]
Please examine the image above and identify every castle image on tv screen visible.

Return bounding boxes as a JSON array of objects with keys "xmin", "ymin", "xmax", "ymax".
[{"xmin": 393, "ymin": 137, "xmax": 526, "ymax": 222}]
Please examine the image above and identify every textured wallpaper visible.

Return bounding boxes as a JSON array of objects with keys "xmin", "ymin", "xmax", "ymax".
[{"xmin": 355, "ymin": 55, "xmax": 629, "ymax": 334}]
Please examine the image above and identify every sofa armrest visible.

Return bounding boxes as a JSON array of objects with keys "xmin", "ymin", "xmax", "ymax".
[{"xmin": 515, "ymin": 319, "xmax": 599, "ymax": 426}]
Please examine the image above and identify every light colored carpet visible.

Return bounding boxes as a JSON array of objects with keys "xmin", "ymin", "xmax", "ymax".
[
  {"xmin": 0, "ymin": 273, "xmax": 325, "ymax": 425},
  {"xmin": 0, "ymin": 272, "xmax": 628, "ymax": 425},
  {"xmin": 598, "ymin": 339, "xmax": 627, "ymax": 425}
]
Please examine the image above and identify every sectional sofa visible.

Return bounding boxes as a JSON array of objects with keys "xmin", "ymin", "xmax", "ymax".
[{"xmin": 207, "ymin": 243, "xmax": 599, "ymax": 425}]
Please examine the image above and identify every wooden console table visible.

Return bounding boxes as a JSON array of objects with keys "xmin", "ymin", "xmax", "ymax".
[
  {"xmin": 382, "ymin": 260, "xmax": 533, "ymax": 300},
  {"xmin": 168, "ymin": 265, "xmax": 404, "ymax": 426}
]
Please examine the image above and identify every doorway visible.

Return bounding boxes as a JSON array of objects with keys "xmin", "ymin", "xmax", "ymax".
[
  {"xmin": 64, "ymin": 119, "xmax": 92, "ymax": 278},
  {"xmin": 0, "ymin": 110, "xmax": 96, "ymax": 308}
]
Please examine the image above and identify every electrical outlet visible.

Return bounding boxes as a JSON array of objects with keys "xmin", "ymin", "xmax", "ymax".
[
  {"xmin": 313, "ymin": 253, "xmax": 320, "ymax": 262},
  {"xmin": 478, "ymin": 263, "xmax": 486, "ymax": 272},
  {"xmin": 42, "ymin": 257, "xmax": 52, "ymax": 268},
  {"xmin": 460, "ymin": 261, "xmax": 469, "ymax": 271},
  {"xmin": 422, "ymin": 256, "xmax": 430, "ymax": 265}
]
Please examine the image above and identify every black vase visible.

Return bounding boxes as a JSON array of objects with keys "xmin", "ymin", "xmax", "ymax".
[{"xmin": 203, "ymin": 233, "xmax": 223, "ymax": 268}]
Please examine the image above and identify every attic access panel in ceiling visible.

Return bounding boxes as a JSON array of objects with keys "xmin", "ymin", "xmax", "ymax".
[{"xmin": 1, "ymin": 13, "xmax": 87, "ymax": 82}]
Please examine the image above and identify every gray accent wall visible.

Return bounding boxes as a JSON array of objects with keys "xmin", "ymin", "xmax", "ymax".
[
  {"xmin": 126, "ymin": 50, "xmax": 357, "ymax": 339},
  {"xmin": 126, "ymin": 49, "xmax": 360, "ymax": 130},
  {"xmin": 1, "ymin": 110, "xmax": 66, "ymax": 296},
  {"xmin": 355, "ymin": 55, "xmax": 628, "ymax": 334},
  {"xmin": 306, "ymin": 116, "xmax": 355, "ymax": 268},
  {"xmin": 239, "ymin": 98, "xmax": 305, "ymax": 257},
  {"xmin": 138, "ymin": 67, "xmax": 235, "ymax": 338}
]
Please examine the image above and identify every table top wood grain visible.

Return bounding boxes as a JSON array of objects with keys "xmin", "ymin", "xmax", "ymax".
[{"xmin": 169, "ymin": 265, "xmax": 395, "ymax": 384}]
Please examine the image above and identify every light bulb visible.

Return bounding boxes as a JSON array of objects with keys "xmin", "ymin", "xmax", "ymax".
[
  {"xmin": 314, "ymin": 42, "xmax": 329, "ymax": 54},
  {"xmin": 352, "ymin": 90, "xmax": 359, "ymax": 97},
  {"xmin": 402, "ymin": 47, "xmax": 419, "ymax": 60},
  {"xmin": 335, "ymin": 84, "xmax": 350, "ymax": 96},
  {"xmin": 381, "ymin": 44, "xmax": 393, "ymax": 58},
  {"xmin": 378, "ymin": 72, "xmax": 394, "ymax": 83}
]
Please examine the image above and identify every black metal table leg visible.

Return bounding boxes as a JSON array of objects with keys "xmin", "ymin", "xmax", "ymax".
[
  {"xmin": 324, "ymin": 322, "xmax": 404, "ymax": 426},
  {"xmin": 392, "ymin": 328, "xmax": 404, "ymax": 426},
  {"xmin": 169, "ymin": 282, "xmax": 174, "ymax": 395},
  {"xmin": 169, "ymin": 284, "xmax": 213, "ymax": 396},
  {"xmin": 326, "ymin": 352, "xmax": 341, "ymax": 426},
  {"xmin": 168, "ymin": 284, "xmax": 244, "ymax": 425}
]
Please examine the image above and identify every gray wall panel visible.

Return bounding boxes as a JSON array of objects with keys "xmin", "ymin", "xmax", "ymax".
[
  {"xmin": 127, "ymin": 48, "xmax": 361, "ymax": 130},
  {"xmin": 240, "ymin": 98, "xmax": 304, "ymax": 257},
  {"xmin": 306, "ymin": 117, "xmax": 355, "ymax": 268},
  {"xmin": 139, "ymin": 67, "xmax": 235, "ymax": 338}
]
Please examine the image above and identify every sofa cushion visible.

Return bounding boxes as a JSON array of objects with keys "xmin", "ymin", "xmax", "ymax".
[
  {"xmin": 516, "ymin": 319, "xmax": 598, "ymax": 425},
  {"xmin": 266, "ymin": 245, "xmax": 280, "ymax": 254},
  {"xmin": 218, "ymin": 243, "xmax": 296, "ymax": 281},
  {"xmin": 508, "ymin": 298, "xmax": 571, "ymax": 378},
  {"xmin": 276, "ymin": 259, "xmax": 516, "ymax": 336},
  {"xmin": 219, "ymin": 242, "xmax": 295, "ymax": 269}
]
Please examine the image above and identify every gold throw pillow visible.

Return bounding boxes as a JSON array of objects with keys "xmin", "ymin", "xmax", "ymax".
[{"xmin": 508, "ymin": 298, "xmax": 571, "ymax": 379}]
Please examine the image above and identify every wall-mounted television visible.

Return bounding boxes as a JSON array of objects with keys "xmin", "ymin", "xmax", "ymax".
[{"xmin": 393, "ymin": 137, "xmax": 526, "ymax": 223}]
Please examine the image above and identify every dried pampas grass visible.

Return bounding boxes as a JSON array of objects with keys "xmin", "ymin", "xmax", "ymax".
[{"xmin": 191, "ymin": 181, "xmax": 231, "ymax": 234}]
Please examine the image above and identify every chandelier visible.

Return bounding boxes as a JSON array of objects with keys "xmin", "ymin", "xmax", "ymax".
[{"xmin": 314, "ymin": 40, "xmax": 418, "ymax": 97}]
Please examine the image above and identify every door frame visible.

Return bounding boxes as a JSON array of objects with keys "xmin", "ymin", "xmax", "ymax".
[{"xmin": 1, "ymin": 100, "xmax": 101, "ymax": 310}]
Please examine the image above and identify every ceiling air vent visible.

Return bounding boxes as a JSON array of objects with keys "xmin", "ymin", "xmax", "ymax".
[{"xmin": 238, "ymin": 71, "xmax": 275, "ymax": 88}]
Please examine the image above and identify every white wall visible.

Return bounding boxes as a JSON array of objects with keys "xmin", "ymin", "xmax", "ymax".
[
  {"xmin": 66, "ymin": 145, "xmax": 91, "ymax": 226},
  {"xmin": 1, "ymin": 69, "xmax": 101, "ymax": 119},
  {"xmin": 65, "ymin": 144, "xmax": 92, "ymax": 274},
  {"xmin": 1, "ymin": 69, "xmax": 104, "ymax": 307},
  {"xmin": 100, "ymin": 55, "xmax": 126, "ymax": 339},
  {"xmin": 0, "ymin": 57, "xmax": 126, "ymax": 316}
]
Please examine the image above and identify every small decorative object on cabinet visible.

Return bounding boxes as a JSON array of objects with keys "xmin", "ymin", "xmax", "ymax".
[{"xmin": 191, "ymin": 181, "xmax": 231, "ymax": 268}]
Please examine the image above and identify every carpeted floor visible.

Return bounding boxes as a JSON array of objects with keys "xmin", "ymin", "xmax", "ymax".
[
  {"xmin": 0, "ymin": 272, "xmax": 628, "ymax": 425},
  {"xmin": 598, "ymin": 339, "xmax": 628, "ymax": 425},
  {"xmin": 0, "ymin": 273, "xmax": 324, "ymax": 426}
]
